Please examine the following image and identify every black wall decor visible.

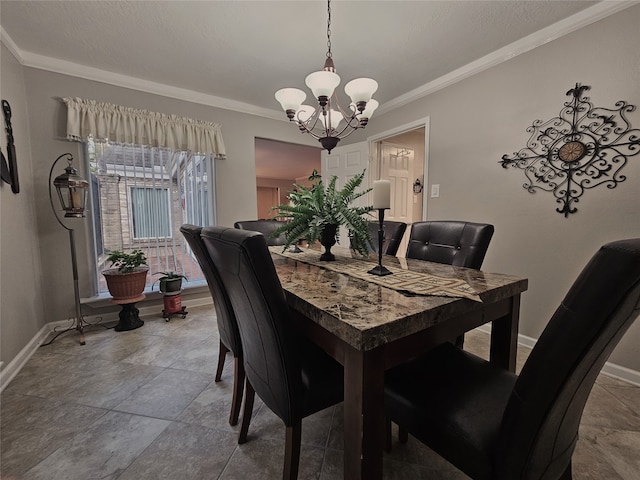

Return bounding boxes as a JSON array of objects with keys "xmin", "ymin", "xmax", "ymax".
[
  {"xmin": 1, "ymin": 100, "xmax": 19, "ymax": 194},
  {"xmin": 500, "ymin": 84, "xmax": 639, "ymax": 217}
]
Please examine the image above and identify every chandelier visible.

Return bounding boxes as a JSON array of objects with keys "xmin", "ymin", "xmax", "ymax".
[{"xmin": 275, "ymin": 0, "xmax": 379, "ymax": 153}]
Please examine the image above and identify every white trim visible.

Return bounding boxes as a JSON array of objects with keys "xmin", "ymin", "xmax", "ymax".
[
  {"xmin": 475, "ymin": 325, "xmax": 640, "ymax": 387},
  {"xmin": 2, "ymin": 1, "xmax": 636, "ymax": 120},
  {"xmin": 0, "ymin": 26, "xmax": 22, "ymax": 63},
  {"xmin": 367, "ymin": 116, "xmax": 431, "ymax": 222},
  {"xmin": 0, "ymin": 323, "xmax": 51, "ymax": 392}
]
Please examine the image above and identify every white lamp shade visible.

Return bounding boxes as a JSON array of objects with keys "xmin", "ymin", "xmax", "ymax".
[
  {"xmin": 344, "ymin": 78, "xmax": 378, "ymax": 103},
  {"xmin": 296, "ymin": 105, "xmax": 315, "ymax": 123},
  {"xmin": 305, "ymin": 70, "xmax": 341, "ymax": 98},
  {"xmin": 320, "ymin": 109, "xmax": 343, "ymax": 131},
  {"xmin": 358, "ymin": 99, "xmax": 379, "ymax": 119},
  {"xmin": 275, "ymin": 88, "xmax": 307, "ymax": 111}
]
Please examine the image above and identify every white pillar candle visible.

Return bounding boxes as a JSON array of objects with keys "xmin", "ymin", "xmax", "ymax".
[{"xmin": 372, "ymin": 179, "xmax": 391, "ymax": 209}]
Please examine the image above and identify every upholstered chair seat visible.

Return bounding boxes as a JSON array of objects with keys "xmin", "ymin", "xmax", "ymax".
[
  {"xmin": 180, "ymin": 224, "xmax": 244, "ymax": 426},
  {"xmin": 234, "ymin": 219, "xmax": 288, "ymax": 246},
  {"xmin": 366, "ymin": 220, "xmax": 407, "ymax": 256},
  {"xmin": 201, "ymin": 226, "xmax": 344, "ymax": 480},
  {"xmin": 386, "ymin": 238, "xmax": 640, "ymax": 480},
  {"xmin": 406, "ymin": 220, "xmax": 494, "ymax": 348},
  {"xmin": 406, "ymin": 220, "xmax": 494, "ymax": 269}
]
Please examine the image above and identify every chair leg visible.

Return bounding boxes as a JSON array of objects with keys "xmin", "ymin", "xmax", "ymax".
[
  {"xmin": 385, "ymin": 420, "xmax": 392, "ymax": 453},
  {"xmin": 398, "ymin": 425, "xmax": 408, "ymax": 444},
  {"xmin": 454, "ymin": 334, "xmax": 465, "ymax": 349},
  {"xmin": 238, "ymin": 379, "xmax": 255, "ymax": 444},
  {"xmin": 283, "ymin": 423, "xmax": 302, "ymax": 480},
  {"xmin": 229, "ymin": 356, "xmax": 245, "ymax": 426},
  {"xmin": 215, "ymin": 340, "xmax": 229, "ymax": 382}
]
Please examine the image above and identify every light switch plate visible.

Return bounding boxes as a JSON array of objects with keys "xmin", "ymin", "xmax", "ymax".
[{"xmin": 431, "ymin": 184, "xmax": 440, "ymax": 198}]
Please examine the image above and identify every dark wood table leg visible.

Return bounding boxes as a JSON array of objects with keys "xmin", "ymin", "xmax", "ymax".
[
  {"xmin": 343, "ymin": 346, "xmax": 385, "ymax": 480},
  {"xmin": 490, "ymin": 294, "xmax": 521, "ymax": 372}
]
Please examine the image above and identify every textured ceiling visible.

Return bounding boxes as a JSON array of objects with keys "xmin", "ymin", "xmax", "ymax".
[
  {"xmin": 1, "ymin": 0, "xmax": 603, "ymax": 115},
  {"xmin": 2, "ymin": 0, "xmax": 620, "ymax": 180}
]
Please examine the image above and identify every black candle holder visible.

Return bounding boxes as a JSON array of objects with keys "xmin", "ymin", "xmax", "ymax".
[{"xmin": 368, "ymin": 208, "xmax": 392, "ymax": 276}]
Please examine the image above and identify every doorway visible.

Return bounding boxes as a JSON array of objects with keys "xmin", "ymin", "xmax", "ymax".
[
  {"xmin": 254, "ymin": 138, "xmax": 321, "ymax": 219},
  {"xmin": 369, "ymin": 119, "xmax": 429, "ymax": 256}
]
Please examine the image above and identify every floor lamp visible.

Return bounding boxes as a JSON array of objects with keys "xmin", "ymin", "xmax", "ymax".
[{"xmin": 44, "ymin": 153, "xmax": 90, "ymax": 346}]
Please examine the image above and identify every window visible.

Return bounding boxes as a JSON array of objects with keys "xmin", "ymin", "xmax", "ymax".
[
  {"xmin": 87, "ymin": 137, "xmax": 214, "ymax": 295},
  {"xmin": 131, "ymin": 187, "xmax": 171, "ymax": 239}
]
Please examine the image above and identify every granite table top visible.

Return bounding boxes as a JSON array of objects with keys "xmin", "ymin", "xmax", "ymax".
[{"xmin": 270, "ymin": 246, "xmax": 528, "ymax": 351}]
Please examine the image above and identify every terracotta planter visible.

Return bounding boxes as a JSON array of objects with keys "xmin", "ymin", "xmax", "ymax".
[{"xmin": 103, "ymin": 267, "xmax": 149, "ymax": 303}]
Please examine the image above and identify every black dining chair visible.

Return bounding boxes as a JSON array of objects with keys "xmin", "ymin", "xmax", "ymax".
[
  {"xmin": 201, "ymin": 226, "xmax": 344, "ymax": 480},
  {"xmin": 366, "ymin": 220, "xmax": 407, "ymax": 256},
  {"xmin": 234, "ymin": 219, "xmax": 288, "ymax": 246},
  {"xmin": 406, "ymin": 220, "xmax": 494, "ymax": 269},
  {"xmin": 406, "ymin": 220, "xmax": 494, "ymax": 348},
  {"xmin": 179, "ymin": 224, "xmax": 244, "ymax": 426},
  {"xmin": 385, "ymin": 238, "xmax": 640, "ymax": 480}
]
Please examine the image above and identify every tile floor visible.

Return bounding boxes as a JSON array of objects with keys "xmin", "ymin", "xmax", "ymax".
[{"xmin": 1, "ymin": 304, "xmax": 639, "ymax": 479}]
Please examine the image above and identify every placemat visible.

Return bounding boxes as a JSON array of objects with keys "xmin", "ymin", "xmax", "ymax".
[{"xmin": 271, "ymin": 247, "xmax": 481, "ymax": 302}]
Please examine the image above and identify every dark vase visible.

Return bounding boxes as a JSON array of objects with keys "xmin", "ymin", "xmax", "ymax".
[{"xmin": 320, "ymin": 223, "xmax": 338, "ymax": 261}]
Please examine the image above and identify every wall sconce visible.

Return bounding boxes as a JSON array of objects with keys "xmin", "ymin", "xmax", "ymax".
[
  {"xmin": 44, "ymin": 153, "xmax": 90, "ymax": 345},
  {"xmin": 413, "ymin": 178, "xmax": 423, "ymax": 194}
]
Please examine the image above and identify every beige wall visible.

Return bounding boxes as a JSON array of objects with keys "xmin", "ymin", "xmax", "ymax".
[
  {"xmin": 350, "ymin": 6, "xmax": 640, "ymax": 371},
  {"xmin": 0, "ymin": 51, "xmax": 318, "ymax": 369},
  {"xmin": 0, "ymin": 44, "xmax": 46, "ymax": 366},
  {"xmin": 1, "ymin": 5, "xmax": 639, "ymax": 374}
]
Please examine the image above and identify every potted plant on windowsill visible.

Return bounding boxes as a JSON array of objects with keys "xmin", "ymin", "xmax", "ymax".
[
  {"xmin": 272, "ymin": 169, "xmax": 374, "ymax": 261},
  {"xmin": 102, "ymin": 249, "xmax": 149, "ymax": 303}
]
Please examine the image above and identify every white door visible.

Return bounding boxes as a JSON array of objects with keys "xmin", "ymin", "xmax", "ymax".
[
  {"xmin": 380, "ymin": 142, "xmax": 414, "ymax": 224},
  {"xmin": 321, "ymin": 141, "xmax": 371, "ymax": 247}
]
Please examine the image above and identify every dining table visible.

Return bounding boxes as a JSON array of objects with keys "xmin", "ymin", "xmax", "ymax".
[{"xmin": 269, "ymin": 245, "xmax": 528, "ymax": 480}]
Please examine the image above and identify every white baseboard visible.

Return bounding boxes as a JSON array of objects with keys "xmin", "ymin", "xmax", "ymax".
[
  {"xmin": 0, "ymin": 295, "xmax": 214, "ymax": 393},
  {"xmin": 475, "ymin": 325, "xmax": 640, "ymax": 387},
  {"xmin": 0, "ymin": 322, "xmax": 53, "ymax": 392},
  {"xmin": 3, "ymin": 304, "xmax": 639, "ymax": 392}
]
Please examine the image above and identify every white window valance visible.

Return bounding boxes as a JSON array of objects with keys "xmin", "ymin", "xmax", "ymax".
[{"xmin": 63, "ymin": 97, "xmax": 226, "ymax": 157}]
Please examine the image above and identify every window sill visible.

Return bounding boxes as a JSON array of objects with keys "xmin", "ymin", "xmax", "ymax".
[{"xmin": 81, "ymin": 281, "xmax": 210, "ymax": 309}]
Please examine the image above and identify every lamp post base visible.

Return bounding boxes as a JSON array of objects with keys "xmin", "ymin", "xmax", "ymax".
[{"xmin": 368, "ymin": 264, "xmax": 392, "ymax": 276}]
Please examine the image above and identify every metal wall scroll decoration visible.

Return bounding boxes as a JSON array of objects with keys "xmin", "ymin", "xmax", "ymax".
[{"xmin": 500, "ymin": 84, "xmax": 639, "ymax": 217}]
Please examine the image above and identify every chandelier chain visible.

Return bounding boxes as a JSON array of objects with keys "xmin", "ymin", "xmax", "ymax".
[{"xmin": 326, "ymin": 0, "xmax": 332, "ymax": 59}]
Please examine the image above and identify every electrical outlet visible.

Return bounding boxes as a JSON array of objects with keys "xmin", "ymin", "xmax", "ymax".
[{"xmin": 431, "ymin": 184, "xmax": 440, "ymax": 198}]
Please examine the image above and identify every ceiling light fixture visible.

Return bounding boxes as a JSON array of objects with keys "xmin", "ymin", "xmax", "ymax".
[{"xmin": 275, "ymin": 0, "xmax": 379, "ymax": 153}]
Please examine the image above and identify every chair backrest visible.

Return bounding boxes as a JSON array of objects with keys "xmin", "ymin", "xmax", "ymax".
[
  {"xmin": 201, "ymin": 226, "xmax": 303, "ymax": 426},
  {"xmin": 233, "ymin": 219, "xmax": 288, "ymax": 246},
  {"xmin": 367, "ymin": 221, "xmax": 407, "ymax": 256},
  {"xmin": 406, "ymin": 220, "xmax": 494, "ymax": 269},
  {"xmin": 179, "ymin": 224, "xmax": 242, "ymax": 357},
  {"xmin": 496, "ymin": 239, "xmax": 640, "ymax": 479}
]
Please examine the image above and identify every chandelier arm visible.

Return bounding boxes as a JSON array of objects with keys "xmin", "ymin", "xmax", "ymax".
[
  {"xmin": 296, "ymin": 108, "xmax": 325, "ymax": 139},
  {"xmin": 331, "ymin": 122, "xmax": 363, "ymax": 141}
]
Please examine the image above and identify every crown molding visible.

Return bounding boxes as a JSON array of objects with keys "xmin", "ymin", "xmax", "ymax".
[
  {"xmin": 2, "ymin": 1, "xmax": 637, "ymax": 119},
  {"xmin": 0, "ymin": 26, "xmax": 283, "ymax": 122},
  {"xmin": 0, "ymin": 26, "xmax": 24, "ymax": 64},
  {"xmin": 376, "ymin": 0, "xmax": 638, "ymax": 115}
]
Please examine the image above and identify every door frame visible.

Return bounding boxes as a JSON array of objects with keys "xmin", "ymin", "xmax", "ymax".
[{"xmin": 367, "ymin": 116, "xmax": 430, "ymax": 220}]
